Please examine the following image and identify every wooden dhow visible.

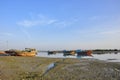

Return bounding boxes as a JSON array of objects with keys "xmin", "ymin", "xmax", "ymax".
[{"xmin": 5, "ymin": 48, "xmax": 37, "ymax": 56}]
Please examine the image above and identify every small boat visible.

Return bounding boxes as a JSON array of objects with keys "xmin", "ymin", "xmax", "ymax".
[
  {"xmin": 63, "ymin": 50, "xmax": 76, "ymax": 56},
  {"xmin": 14, "ymin": 48, "xmax": 37, "ymax": 56},
  {"xmin": 0, "ymin": 51, "xmax": 6, "ymax": 54},
  {"xmin": 48, "ymin": 51, "xmax": 56, "ymax": 55},
  {"xmin": 0, "ymin": 51, "xmax": 10, "ymax": 56},
  {"xmin": 5, "ymin": 48, "xmax": 37, "ymax": 57},
  {"xmin": 76, "ymin": 50, "xmax": 92, "ymax": 56}
]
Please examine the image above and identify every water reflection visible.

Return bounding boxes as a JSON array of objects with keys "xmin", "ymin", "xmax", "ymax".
[
  {"xmin": 36, "ymin": 52, "xmax": 120, "ymax": 62},
  {"xmin": 93, "ymin": 53, "xmax": 120, "ymax": 62}
]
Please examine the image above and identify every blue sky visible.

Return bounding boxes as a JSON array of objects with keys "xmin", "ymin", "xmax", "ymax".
[{"xmin": 0, "ymin": 0, "xmax": 120, "ymax": 50}]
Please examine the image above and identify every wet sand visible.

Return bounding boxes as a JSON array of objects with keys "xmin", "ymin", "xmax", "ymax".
[{"xmin": 0, "ymin": 56, "xmax": 120, "ymax": 80}]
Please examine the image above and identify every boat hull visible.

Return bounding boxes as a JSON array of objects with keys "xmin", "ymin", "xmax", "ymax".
[{"xmin": 15, "ymin": 51, "xmax": 37, "ymax": 57}]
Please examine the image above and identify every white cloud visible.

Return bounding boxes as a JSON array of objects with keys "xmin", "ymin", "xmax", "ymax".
[
  {"xmin": 89, "ymin": 15, "xmax": 113, "ymax": 21},
  {"xmin": 18, "ymin": 19, "xmax": 57, "ymax": 27},
  {"xmin": 0, "ymin": 32, "xmax": 13, "ymax": 36},
  {"xmin": 17, "ymin": 14, "xmax": 79, "ymax": 28},
  {"xmin": 53, "ymin": 17, "xmax": 81, "ymax": 28},
  {"xmin": 17, "ymin": 14, "xmax": 57, "ymax": 27},
  {"xmin": 54, "ymin": 21, "xmax": 72, "ymax": 28}
]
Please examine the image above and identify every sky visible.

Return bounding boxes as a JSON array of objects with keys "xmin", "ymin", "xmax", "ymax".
[{"xmin": 0, "ymin": 0, "xmax": 120, "ymax": 50}]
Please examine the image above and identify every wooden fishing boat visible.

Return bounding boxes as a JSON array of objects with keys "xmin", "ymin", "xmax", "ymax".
[
  {"xmin": 0, "ymin": 51, "xmax": 6, "ymax": 54},
  {"xmin": 63, "ymin": 50, "xmax": 76, "ymax": 56},
  {"xmin": 14, "ymin": 48, "xmax": 37, "ymax": 56},
  {"xmin": 5, "ymin": 48, "xmax": 37, "ymax": 56},
  {"xmin": 76, "ymin": 50, "xmax": 92, "ymax": 56}
]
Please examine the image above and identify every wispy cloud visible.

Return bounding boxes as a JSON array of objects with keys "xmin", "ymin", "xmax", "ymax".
[
  {"xmin": 18, "ymin": 19, "xmax": 57, "ymax": 27},
  {"xmin": 89, "ymin": 16, "xmax": 101, "ymax": 20},
  {"xmin": 17, "ymin": 14, "xmax": 57, "ymax": 27},
  {"xmin": 0, "ymin": 32, "xmax": 13, "ymax": 36},
  {"xmin": 89, "ymin": 15, "xmax": 112, "ymax": 21},
  {"xmin": 53, "ymin": 17, "xmax": 81, "ymax": 28},
  {"xmin": 54, "ymin": 21, "xmax": 73, "ymax": 28},
  {"xmin": 17, "ymin": 14, "xmax": 120, "ymax": 30},
  {"xmin": 17, "ymin": 14, "xmax": 79, "ymax": 28}
]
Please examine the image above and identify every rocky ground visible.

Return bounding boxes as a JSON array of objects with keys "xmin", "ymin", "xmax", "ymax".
[{"xmin": 0, "ymin": 56, "xmax": 120, "ymax": 80}]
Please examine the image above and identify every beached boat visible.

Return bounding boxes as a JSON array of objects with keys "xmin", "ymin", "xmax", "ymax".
[
  {"xmin": 0, "ymin": 51, "xmax": 6, "ymax": 54},
  {"xmin": 14, "ymin": 48, "xmax": 37, "ymax": 56},
  {"xmin": 0, "ymin": 51, "xmax": 10, "ymax": 56},
  {"xmin": 5, "ymin": 48, "xmax": 37, "ymax": 56}
]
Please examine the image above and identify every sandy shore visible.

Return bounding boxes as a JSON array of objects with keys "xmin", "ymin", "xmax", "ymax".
[{"xmin": 0, "ymin": 56, "xmax": 120, "ymax": 80}]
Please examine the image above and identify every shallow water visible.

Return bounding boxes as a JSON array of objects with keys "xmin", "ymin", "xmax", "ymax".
[
  {"xmin": 47, "ymin": 63, "xmax": 55, "ymax": 71},
  {"xmin": 36, "ymin": 52, "xmax": 120, "ymax": 62},
  {"xmin": 92, "ymin": 53, "xmax": 120, "ymax": 62}
]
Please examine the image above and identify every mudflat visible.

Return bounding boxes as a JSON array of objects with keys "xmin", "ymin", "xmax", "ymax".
[{"xmin": 0, "ymin": 56, "xmax": 120, "ymax": 80}]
